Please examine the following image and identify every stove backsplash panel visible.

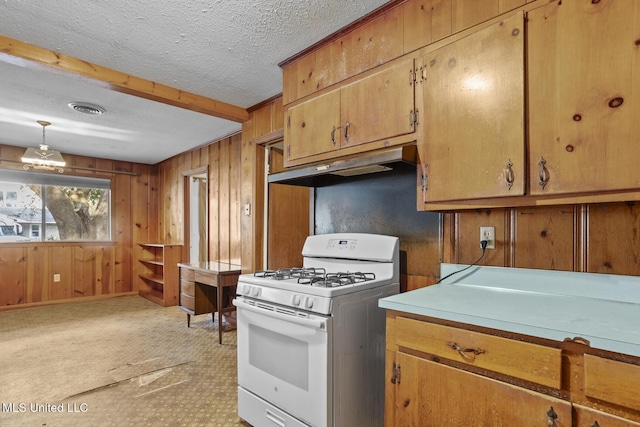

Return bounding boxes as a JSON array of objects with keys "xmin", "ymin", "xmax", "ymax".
[{"xmin": 314, "ymin": 168, "xmax": 441, "ymax": 278}]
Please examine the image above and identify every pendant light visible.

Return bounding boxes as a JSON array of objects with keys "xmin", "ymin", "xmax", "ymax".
[{"xmin": 21, "ymin": 120, "xmax": 66, "ymax": 173}]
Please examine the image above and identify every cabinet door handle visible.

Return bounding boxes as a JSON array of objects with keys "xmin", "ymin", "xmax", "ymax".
[
  {"xmin": 589, "ymin": 422, "xmax": 600, "ymax": 427},
  {"xmin": 330, "ymin": 126, "xmax": 337, "ymax": 146},
  {"xmin": 546, "ymin": 406, "xmax": 558, "ymax": 426},
  {"xmin": 344, "ymin": 121, "xmax": 350, "ymax": 142},
  {"xmin": 390, "ymin": 361, "xmax": 401, "ymax": 384},
  {"xmin": 538, "ymin": 157, "xmax": 549, "ymax": 189},
  {"xmin": 447, "ymin": 342, "xmax": 486, "ymax": 361},
  {"xmin": 505, "ymin": 160, "xmax": 514, "ymax": 190}
]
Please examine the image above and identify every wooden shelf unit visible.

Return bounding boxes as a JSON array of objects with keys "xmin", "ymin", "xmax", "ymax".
[{"xmin": 137, "ymin": 243, "xmax": 182, "ymax": 306}]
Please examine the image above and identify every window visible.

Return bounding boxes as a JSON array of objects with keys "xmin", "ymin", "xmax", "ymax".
[
  {"xmin": 0, "ymin": 170, "xmax": 111, "ymax": 242},
  {"xmin": 31, "ymin": 224, "xmax": 40, "ymax": 238}
]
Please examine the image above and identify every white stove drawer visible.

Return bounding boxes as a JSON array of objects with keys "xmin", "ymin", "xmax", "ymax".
[{"xmin": 238, "ymin": 387, "xmax": 311, "ymax": 427}]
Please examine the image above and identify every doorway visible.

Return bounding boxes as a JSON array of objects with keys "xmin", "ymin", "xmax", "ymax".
[{"xmin": 183, "ymin": 166, "xmax": 208, "ymax": 263}]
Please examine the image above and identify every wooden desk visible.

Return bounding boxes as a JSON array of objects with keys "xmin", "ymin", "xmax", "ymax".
[{"xmin": 178, "ymin": 262, "xmax": 242, "ymax": 344}]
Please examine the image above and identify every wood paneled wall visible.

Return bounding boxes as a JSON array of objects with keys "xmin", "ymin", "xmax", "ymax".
[
  {"xmin": 1, "ymin": 130, "xmax": 246, "ymax": 309},
  {"xmin": 444, "ymin": 202, "xmax": 640, "ymax": 277},
  {"xmin": 0, "ymin": 144, "xmax": 152, "ymax": 309},
  {"xmin": 240, "ymin": 96, "xmax": 283, "ymax": 273},
  {"xmin": 155, "ymin": 133, "xmax": 243, "ymax": 266}
]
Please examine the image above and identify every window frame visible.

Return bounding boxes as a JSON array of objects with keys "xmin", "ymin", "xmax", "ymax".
[{"xmin": 0, "ymin": 169, "xmax": 112, "ymax": 243}]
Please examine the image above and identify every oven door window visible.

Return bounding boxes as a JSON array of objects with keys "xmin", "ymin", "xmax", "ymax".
[
  {"xmin": 237, "ymin": 302, "xmax": 331, "ymax": 427},
  {"xmin": 249, "ymin": 323, "xmax": 309, "ymax": 390}
]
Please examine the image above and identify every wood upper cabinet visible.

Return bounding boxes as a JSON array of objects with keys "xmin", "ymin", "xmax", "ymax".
[
  {"xmin": 285, "ymin": 88, "xmax": 341, "ymax": 162},
  {"xmin": 418, "ymin": 12, "xmax": 525, "ymax": 204},
  {"xmin": 390, "ymin": 352, "xmax": 572, "ymax": 427},
  {"xmin": 284, "ymin": 56, "xmax": 416, "ymax": 166},
  {"xmin": 528, "ymin": 0, "xmax": 640, "ymax": 196}
]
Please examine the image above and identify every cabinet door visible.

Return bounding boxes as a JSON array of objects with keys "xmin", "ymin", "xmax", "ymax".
[
  {"xmin": 584, "ymin": 354, "xmax": 640, "ymax": 413},
  {"xmin": 394, "ymin": 352, "xmax": 572, "ymax": 427},
  {"xmin": 420, "ymin": 12, "xmax": 525, "ymax": 203},
  {"xmin": 284, "ymin": 88, "xmax": 341, "ymax": 163},
  {"xmin": 340, "ymin": 56, "xmax": 416, "ymax": 148},
  {"xmin": 574, "ymin": 404, "xmax": 640, "ymax": 427},
  {"xmin": 528, "ymin": 1, "xmax": 640, "ymax": 195}
]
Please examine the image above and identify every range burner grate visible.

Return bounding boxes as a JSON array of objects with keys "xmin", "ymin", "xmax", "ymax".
[
  {"xmin": 254, "ymin": 267, "xmax": 326, "ymax": 281},
  {"xmin": 300, "ymin": 272, "xmax": 376, "ymax": 288},
  {"xmin": 254, "ymin": 268, "xmax": 376, "ymax": 288}
]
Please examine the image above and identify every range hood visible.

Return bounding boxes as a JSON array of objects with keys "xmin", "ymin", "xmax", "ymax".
[{"xmin": 268, "ymin": 145, "xmax": 417, "ymax": 187}]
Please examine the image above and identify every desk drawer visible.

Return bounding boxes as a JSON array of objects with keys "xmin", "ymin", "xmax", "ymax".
[
  {"xmin": 395, "ymin": 317, "xmax": 562, "ymax": 388},
  {"xmin": 584, "ymin": 354, "xmax": 640, "ymax": 411},
  {"xmin": 180, "ymin": 293, "xmax": 195, "ymax": 311},
  {"xmin": 180, "ymin": 280, "xmax": 195, "ymax": 297},
  {"xmin": 180, "ymin": 267, "xmax": 195, "ymax": 281},
  {"xmin": 195, "ymin": 271, "xmax": 218, "ymax": 286}
]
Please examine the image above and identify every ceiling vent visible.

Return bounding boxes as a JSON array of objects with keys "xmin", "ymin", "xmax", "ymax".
[{"xmin": 68, "ymin": 102, "xmax": 106, "ymax": 115}]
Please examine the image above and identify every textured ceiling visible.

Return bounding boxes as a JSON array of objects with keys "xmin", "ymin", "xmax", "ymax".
[{"xmin": 0, "ymin": 0, "xmax": 390, "ymax": 164}]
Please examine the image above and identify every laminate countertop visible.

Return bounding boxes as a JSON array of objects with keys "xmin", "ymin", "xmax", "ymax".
[{"xmin": 379, "ymin": 264, "xmax": 640, "ymax": 357}]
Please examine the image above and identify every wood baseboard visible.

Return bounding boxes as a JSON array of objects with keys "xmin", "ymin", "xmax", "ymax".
[{"xmin": 0, "ymin": 292, "xmax": 138, "ymax": 312}]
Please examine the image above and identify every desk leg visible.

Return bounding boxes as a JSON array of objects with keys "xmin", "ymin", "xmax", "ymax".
[
  {"xmin": 217, "ymin": 285, "xmax": 223, "ymax": 344},
  {"xmin": 187, "ymin": 313, "xmax": 191, "ymax": 328}
]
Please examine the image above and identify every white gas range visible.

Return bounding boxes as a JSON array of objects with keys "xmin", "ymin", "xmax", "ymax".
[{"xmin": 233, "ymin": 233, "xmax": 400, "ymax": 427}]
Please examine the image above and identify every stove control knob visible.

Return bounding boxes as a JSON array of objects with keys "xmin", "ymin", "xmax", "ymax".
[
  {"xmin": 251, "ymin": 287, "xmax": 261, "ymax": 297},
  {"xmin": 292, "ymin": 295, "xmax": 301, "ymax": 306},
  {"xmin": 305, "ymin": 297, "xmax": 314, "ymax": 309}
]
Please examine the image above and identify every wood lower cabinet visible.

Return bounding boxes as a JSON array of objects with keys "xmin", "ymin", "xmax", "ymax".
[
  {"xmin": 385, "ymin": 312, "xmax": 640, "ymax": 426},
  {"xmin": 528, "ymin": 0, "xmax": 640, "ymax": 196},
  {"xmin": 284, "ymin": 55, "xmax": 417, "ymax": 167},
  {"xmin": 583, "ymin": 354, "xmax": 640, "ymax": 413},
  {"xmin": 394, "ymin": 316, "xmax": 562, "ymax": 388},
  {"xmin": 418, "ymin": 11, "xmax": 525, "ymax": 204},
  {"xmin": 574, "ymin": 405, "xmax": 640, "ymax": 427},
  {"xmin": 391, "ymin": 352, "xmax": 571, "ymax": 426}
]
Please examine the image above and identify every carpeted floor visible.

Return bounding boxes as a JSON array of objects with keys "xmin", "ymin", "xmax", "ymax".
[{"xmin": 0, "ymin": 295, "xmax": 250, "ymax": 427}]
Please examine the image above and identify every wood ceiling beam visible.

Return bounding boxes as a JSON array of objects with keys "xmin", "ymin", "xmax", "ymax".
[{"xmin": 0, "ymin": 35, "xmax": 249, "ymax": 123}]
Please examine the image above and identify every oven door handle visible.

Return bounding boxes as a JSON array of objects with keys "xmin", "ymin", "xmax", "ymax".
[{"xmin": 233, "ymin": 299, "xmax": 327, "ymax": 330}]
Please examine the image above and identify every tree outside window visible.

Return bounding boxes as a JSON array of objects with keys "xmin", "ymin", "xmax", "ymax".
[{"xmin": 0, "ymin": 170, "xmax": 111, "ymax": 242}]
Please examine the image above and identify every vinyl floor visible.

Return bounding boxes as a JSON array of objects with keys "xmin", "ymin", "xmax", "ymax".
[{"xmin": 0, "ymin": 295, "xmax": 250, "ymax": 427}]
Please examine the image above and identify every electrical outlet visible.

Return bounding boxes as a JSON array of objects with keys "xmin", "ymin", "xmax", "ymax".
[
  {"xmin": 53, "ymin": 274, "xmax": 61, "ymax": 282},
  {"xmin": 480, "ymin": 226, "xmax": 495, "ymax": 249}
]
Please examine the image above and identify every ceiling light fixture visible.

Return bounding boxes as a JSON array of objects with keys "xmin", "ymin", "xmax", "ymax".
[
  {"xmin": 21, "ymin": 120, "xmax": 66, "ymax": 173},
  {"xmin": 68, "ymin": 102, "xmax": 106, "ymax": 115}
]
